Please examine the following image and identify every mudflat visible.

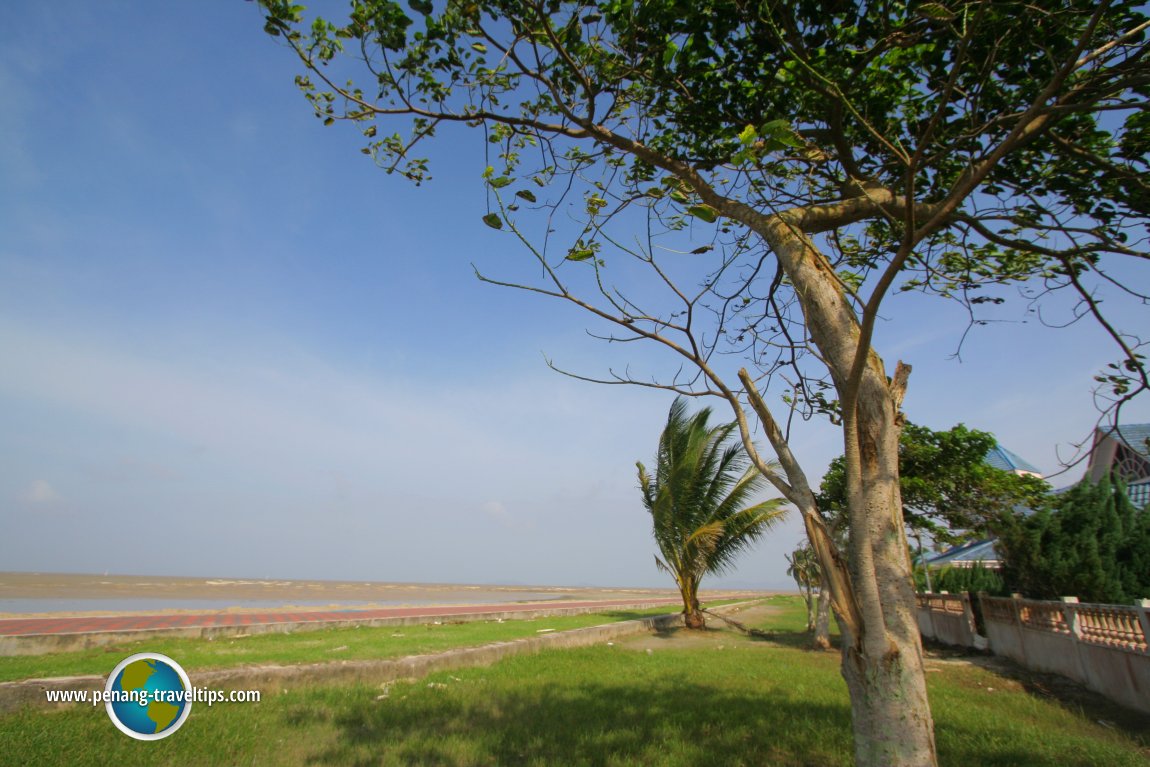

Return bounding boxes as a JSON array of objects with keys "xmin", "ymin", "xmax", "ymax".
[{"xmin": 0, "ymin": 572, "xmax": 756, "ymax": 618}]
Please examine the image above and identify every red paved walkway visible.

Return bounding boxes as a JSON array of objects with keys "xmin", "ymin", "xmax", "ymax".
[{"xmin": 0, "ymin": 597, "xmax": 700, "ymax": 637}]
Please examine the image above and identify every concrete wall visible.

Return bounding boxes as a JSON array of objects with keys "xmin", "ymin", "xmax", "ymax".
[
  {"xmin": 914, "ymin": 593, "xmax": 977, "ymax": 648},
  {"xmin": 919, "ymin": 593, "xmax": 1150, "ymax": 716}
]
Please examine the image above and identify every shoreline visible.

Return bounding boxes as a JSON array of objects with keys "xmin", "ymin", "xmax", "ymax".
[{"xmin": 0, "ymin": 572, "xmax": 775, "ymax": 619}]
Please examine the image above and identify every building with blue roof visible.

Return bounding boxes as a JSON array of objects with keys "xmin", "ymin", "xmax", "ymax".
[
  {"xmin": 1086, "ymin": 424, "xmax": 1150, "ymax": 486},
  {"xmin": 1086, "ymin": 424, "xmax": 1150, "ymax": 512},
  {"xmin": 924, "ymin": 439, "xmax": 1043, "ymax": 570},
  {"xmin": 926, "ymin": 423, "xmax": 1150, "ymax": 572},
  {"xmin": 983, "ymin": 444, "xmax": 1043, "ymax": 477}
]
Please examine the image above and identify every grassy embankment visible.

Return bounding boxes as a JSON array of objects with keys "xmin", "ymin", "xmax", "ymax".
[
  {"xmin": 0, "ymin": 605, "xmax": 689, "ymax": 683},
  {"xmin": 2, "ymin": 595, "xmax": 1148, "ymax": 766}
]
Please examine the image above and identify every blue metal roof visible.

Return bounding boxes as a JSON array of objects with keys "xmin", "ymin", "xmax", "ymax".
[
  {"xmin": 985, "ymin": 444, "xmax": 1042, "ymax": 475},
  {"xmin": 926, "ymin": 538, "xmax": 1001, "ymax": 567},
  {"xmin": 1114, "ymin": 424, "xmax": 1150, "ymax": 458}
]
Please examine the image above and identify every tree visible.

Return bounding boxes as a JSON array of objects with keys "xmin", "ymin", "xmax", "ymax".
[
  {"xmin": 638, "ymin": 397, "xmax": 786, "ymax": 628},
  {"xmin": 818, "ymin": 423, "xmax": 1049, "ymax": 547},
  {"xmin": 259, "ymin": 2, "xmax": 1149, "ymax": 763},
  {"xmin": 785, "ymin": 543, "xmax": 821, "ymax": 631},
  {"xmin": 997, "ymin": 478, "xmax": 1150, "ymax": 603},
  {"xmin": 788, "ymin": 538, "xmax": 838, "ymax": 649}
]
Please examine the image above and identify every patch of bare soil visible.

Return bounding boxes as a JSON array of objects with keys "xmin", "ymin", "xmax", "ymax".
[{"xmin": 618, "ymin": 602, "xmax": 782, "ymax": 651}]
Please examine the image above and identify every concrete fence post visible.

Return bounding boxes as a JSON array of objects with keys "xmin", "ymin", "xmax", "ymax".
[
  {"xmin": 960, "ymin": 593, "xmax": 977, "ymax": 647},
  {"xmin": 1136, "ymin": 599, "xmax": 1150, "ymax": 656},
  {"xmin": 973, "ymin": 591, "xmax": 990, "ymax": 650},
  {"xmin": 1061, "ymin": 596, "xmax": 1088, "ymax": 684},
  {"xmin": 1010, "ymin": 594, "xmax": 1027, "ymax": 665},
  {"xmin": 1062, "ymin": 596, "xmax": 1082, "ymax": 637}
]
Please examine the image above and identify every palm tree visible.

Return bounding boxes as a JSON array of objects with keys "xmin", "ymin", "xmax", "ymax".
[
  {"xmin": 785, "ymin": 544, "xmax": 821, "ymax": 631},
  {"xmin": 638, "ymin": 397, "xmax": 788, "ymax": 629}
]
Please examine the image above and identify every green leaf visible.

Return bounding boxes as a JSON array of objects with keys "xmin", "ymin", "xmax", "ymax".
[
  {"xmin": 471, "ymin": 42, "xmax": 487, "ymax": 54},
  {"xmin": 515, "ymin": 189, "xmax": 537, "ymax": 203},
  {"xmin": 488, "ymin": 176, "xmax": 513, "ymax": 189},
  {"xmin": 687, "ymin": 205, "xmax": 718, "ymax": 223},
  {"xmin": 408, "ymin": 0, "xmax": 433, "ymax": 14},
  {"xmin": 761, "ymin": 119, "xmax": 804, "ymax": 149},
  {"xmin": 482, "ymin": 213, "xmax": 503, "ymax": 229},
  {"xmin": 915, "ymin": 2, "xmax": 957, "ymax": 21},
  {"xmin": 566, "ymin": 249, "xmax": 595, "ymax": 261}
]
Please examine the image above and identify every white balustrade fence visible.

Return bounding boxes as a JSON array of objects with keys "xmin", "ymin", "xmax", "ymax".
[{"xmin": 916, "ymin": 593, "xmax": 1150, "ymax": 715}]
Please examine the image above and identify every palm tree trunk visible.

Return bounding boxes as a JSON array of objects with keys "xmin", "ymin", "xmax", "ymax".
[{"xmin": 681, "ymin": 578, "xmax": 706, "ymax": 629}]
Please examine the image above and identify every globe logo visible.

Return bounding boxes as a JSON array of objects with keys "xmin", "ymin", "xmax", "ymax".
[{"xmin": 105, "ymin": 653, "xmax": 193, "ymax": 740}]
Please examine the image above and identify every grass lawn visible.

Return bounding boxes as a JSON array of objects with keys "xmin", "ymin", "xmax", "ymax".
[
  {"xmin": 2, "ymin": 596, "xmax": 1147, "ymax": 766},
  {"xmin": 0, "ymin": 605, "xmax": 689, "ymax": 683}
]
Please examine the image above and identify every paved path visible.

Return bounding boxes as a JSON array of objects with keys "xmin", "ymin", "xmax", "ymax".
[{"xmin": 0, "ymin": 597, "xmax": 700, "ymax": 637}]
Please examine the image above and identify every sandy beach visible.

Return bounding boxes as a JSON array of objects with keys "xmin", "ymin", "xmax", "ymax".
[{"xmin": 0, "ymin": 572, "xmax": 759, "ymax": 618}]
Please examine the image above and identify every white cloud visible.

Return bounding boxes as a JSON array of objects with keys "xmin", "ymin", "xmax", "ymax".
[
  {"xmin": 24, "ymin": 479, "xmax": 59, "ymax": 505},
  {"xmin": 0, "ymin": 315, "xmax": 666, "ymax": 513},
  {"xmin": 481, "ymin": 500, "xmax": 514, "ymax": 528}
]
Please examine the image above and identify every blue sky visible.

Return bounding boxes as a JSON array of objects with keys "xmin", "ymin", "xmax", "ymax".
[{"xmin": 1, "ymin": 2, "xmax": 1146, "ymax": 589}]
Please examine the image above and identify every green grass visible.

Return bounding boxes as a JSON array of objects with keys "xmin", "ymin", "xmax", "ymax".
[
  {"xmin": 0, "ymin": 606, "xmax": 684, "ymax": 683},
  {"xmin": 2, "ymin": 596, "xmax": 1146, "ymax": 766}
]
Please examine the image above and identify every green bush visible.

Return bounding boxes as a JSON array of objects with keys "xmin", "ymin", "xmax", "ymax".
[
  {"xmin": 996, "ymin": 478, "xmax": 1150, "ymax": 603},
  {"xmin": 915, "ymin": 562, "xmax": 1006, "ymax": 596}
]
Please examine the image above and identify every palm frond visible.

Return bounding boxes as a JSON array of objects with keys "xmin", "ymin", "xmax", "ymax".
[{"xmin": 638, "ymin": 396, "xmax": 788, "ymax": 588}]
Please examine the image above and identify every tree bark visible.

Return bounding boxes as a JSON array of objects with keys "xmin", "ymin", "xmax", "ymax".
[
  {"xmin": 841, "ymin": 640, "xmax": 936, "ymax": 766},
  {"xmin": 841, "ymin": 377, "xmax": 936, "ymax": 765},
  {"xmin": 814, "ymin": 576, "xmax": 832, "ymax": 650}
]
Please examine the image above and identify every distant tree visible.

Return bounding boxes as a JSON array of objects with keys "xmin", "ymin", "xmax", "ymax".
[
  {"xmin": 785, "ymin": 543, "xmax": 821, "ymax": 631},
  {"xmin": 638, "ymin": 398, "xmax": 787, "ymax": 629},
  {"xmin": 818, "ymin": 423, "xmax": 1048, "ymax": 547},
  {"xmin": 997, "ymin": 479, "xmax": 1150, "ymax": 603}
]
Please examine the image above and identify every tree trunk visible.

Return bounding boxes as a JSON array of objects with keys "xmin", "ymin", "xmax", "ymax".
[
  {"xmin": 681, "ymin": 580, "xmax": 706, "ymax": 629},
  {"xmin": 916, "ymin": 531, "xmax": 934, "ymax": 593},
  {"xmin": 813, "ymin": 576, "xmax": 832, "ymax": 650},
  {"xmin": 803, "ymin": 582, "xmax": 816, "ymax": 631},
  {"xmin": 841, "ymin": 641, "xmax": 936, "ymax": 766},
  {"xmin": 749, "ymin": 215, "xmax": 938, "ymax": 766},
  {"xmin": 841, "ymin": 372, "xmax": 936, "ymax": 766}
]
